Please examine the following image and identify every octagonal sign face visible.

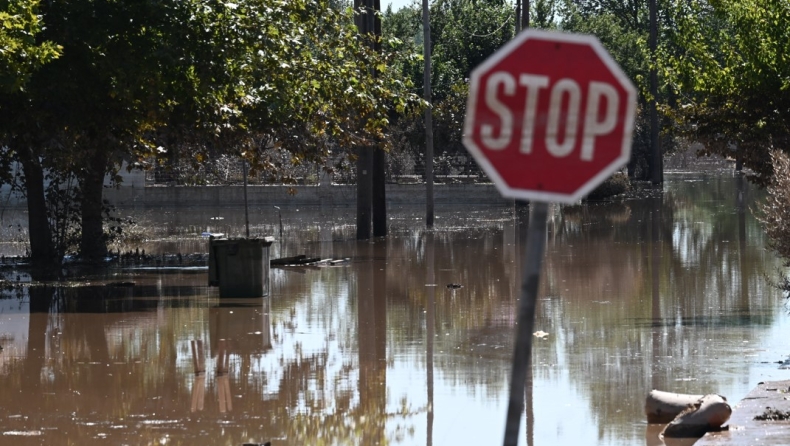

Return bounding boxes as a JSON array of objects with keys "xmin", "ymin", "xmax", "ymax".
[{"xmin": 462, "ymin": 30, "xmax": 637, "ymax": 204}]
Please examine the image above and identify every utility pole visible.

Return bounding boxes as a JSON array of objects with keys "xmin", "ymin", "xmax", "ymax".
[
  {"xmin": 370, "ymin": 0, "xmax": 387, "ymax": 237},
  {"xmin": 354, "ymin": 0, "xmax": 385, "ymax": 239},
  {"xmin": 649, "ymin": 0, "xmax": 662, "ymax": 185},
  {"xmin": 516, "ymin": 0, "xmax": 529, "ymax": 33},
  {"xmin": 515, "ymin": 0, "xmax": 521, "ymax": 34},
  {"xmin": 423, "ymin": 0, "xmax": 434, "ymax": 228},
  {"xmin": 522, "ymin": 0, "xmax": 529, "ymax": 30},
  {"xmin": 355, "ymin": 0, "xmax": 372, "ymax": 240}
]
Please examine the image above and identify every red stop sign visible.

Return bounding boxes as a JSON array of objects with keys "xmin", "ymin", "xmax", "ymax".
[{"xmin": 463, "ymin": 30, "xmax": 637, "ymax": 203}]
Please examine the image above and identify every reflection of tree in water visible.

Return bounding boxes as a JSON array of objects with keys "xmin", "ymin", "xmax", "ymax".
[
  {"xmin": 540, "ymin": 176, "xmax": 783, "ymax": 444},
  {"xmin": 0, "ymin": 278, "xmax": 408, "ymax": 445},
  {"xmin": 2, "ymin": 179, "xmax": 778, "ymax": 445},
  {"xmin": 381, "ymin": 227, "xmax": 520, "ymax": 395}
]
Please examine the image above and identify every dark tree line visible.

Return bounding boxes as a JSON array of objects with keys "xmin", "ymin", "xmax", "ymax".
[{"xmin": 0, "ymin": 0, "xmax": 418, "ymax": 276}]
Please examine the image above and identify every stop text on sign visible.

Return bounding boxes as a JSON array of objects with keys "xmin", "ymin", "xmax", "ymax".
[{"xmin": 481, "ymin": 73, "xmax": 619, "ymax": 161}]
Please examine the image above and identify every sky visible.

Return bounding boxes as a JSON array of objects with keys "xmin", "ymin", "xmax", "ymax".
[{"xmin": 383, "ymin": 0, "xmax": 413, "ymax": 11}]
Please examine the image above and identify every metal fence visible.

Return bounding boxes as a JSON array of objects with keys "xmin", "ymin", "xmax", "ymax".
[{"xmin": 145, "ymin": 151, "xmax": 489, "ymax": 186}]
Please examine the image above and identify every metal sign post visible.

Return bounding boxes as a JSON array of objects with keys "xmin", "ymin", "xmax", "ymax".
[{"xmin": 502, "ymin": 201, "xmax": 547, "ymax": 446}]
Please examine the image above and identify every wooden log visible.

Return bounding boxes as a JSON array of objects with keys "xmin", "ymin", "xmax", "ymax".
[
  {"xmin": 270, "ymin": 255, "xmax": 306, "ymax": 266},
  {"xmin": 645, "ymin": 390, "xmax": 705, "ymax": 423},
  {"xmin": 271, "ymin": 255, "xmax": 323, "ymax": 266},
  {"xmin": 661, "ymin": 394, "xmax": 731, "ymax": 438}
]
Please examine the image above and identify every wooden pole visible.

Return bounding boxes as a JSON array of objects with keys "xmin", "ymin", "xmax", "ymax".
[{"xmin": 503, "ymin": 202, "xmax": 547, "ymax": 446}]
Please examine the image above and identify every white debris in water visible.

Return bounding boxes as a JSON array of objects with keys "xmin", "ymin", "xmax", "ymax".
[{"xmin": 3, "ymin": 431, "xmax": 43, "ymax": 436}]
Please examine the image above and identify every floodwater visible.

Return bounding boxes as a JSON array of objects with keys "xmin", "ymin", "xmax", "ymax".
[{"xmin": 1, "ymin": 173, "xmax": 789, "ymax": 446}]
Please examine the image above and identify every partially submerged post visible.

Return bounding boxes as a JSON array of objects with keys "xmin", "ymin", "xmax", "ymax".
[{"xmin": 242, "ymin": 159, "xmax": 250, "ymax": 238}]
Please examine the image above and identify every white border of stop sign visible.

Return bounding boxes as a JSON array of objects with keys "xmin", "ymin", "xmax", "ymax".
[{"xmin": 462, "ymin": 29, "xmax": 637, "ymax": 204}]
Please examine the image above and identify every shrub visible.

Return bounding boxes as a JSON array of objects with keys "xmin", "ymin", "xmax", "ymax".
[
  {"xmin": 585, "ymin": 172, "xmax": 631, "ymax": 201},
  {"xmin": 758, "ymin": 150, "xmax": 790, "ymax": 262}
]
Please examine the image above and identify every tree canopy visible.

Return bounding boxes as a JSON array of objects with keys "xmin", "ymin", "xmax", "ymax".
[
  {"xmin": 383, "ymin": 0, "xmax": 514, "ymax": 177},
  {"xmin": 660, "ymin": 0, "xmax": 790, "ymax": 185},
  {"xmin": 0, "ymin": 0, "xmax": 60, "ymax": 92},
  {"xmin": 0, "ymin": 0, "xmax": 419, "ymax": 268},
  {"xmin": 383, "ymin": 0, "xmax": 680, "ymax": 181}
]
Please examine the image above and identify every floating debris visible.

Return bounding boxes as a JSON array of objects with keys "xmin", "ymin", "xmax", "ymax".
[
  {"xmin": 533, "ymin": 331, "xmax": 549, "ymax": 339},
  {"xmin": 271, "ymin": 255, "xmax": 350, "ymax": 267},
  {"xmin": 754, "ymin": 407, "xmax": 790, "ymax": 421},
  {"xmin": 2, "ymin": 431, "xmax": 43, "ymax": 436},
  {"xmin": 105, "ymin": 281, "xmax": 135, "ymax": 287}
]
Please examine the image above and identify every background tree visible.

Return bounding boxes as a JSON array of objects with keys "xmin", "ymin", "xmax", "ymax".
[
  {"xmin": 758, "ymin": 150, "xmax": 790, "ymax": 261},
  {"xmin": 660, "ymin": 0, "xmax": 790, "ymax": 186},
  {"xmin": 384, "ymin": 0, "xmax": 676, "ymax": 184},
  {"xmin": 0, "ymin": 0, "xmax": 417, "ymax": 270},
  {"xmin": 383, "ymin": 0, "xmax": 514, "ymax": 180},
  {"xmin": 559, "ymin": 0, "xmax": 679, "ymax": 181},
  {"xmin": 0, "ymin": 0, "xmax": 60, "ymax": 92},
  {"xmin": 0, "ymin": 0, "xmax": 61, "ymax": 275}
]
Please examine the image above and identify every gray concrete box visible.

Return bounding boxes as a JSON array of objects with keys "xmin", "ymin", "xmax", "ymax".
[{"xmin": 208, "ymin": 237, "xmax": 274, "ymax": 298}]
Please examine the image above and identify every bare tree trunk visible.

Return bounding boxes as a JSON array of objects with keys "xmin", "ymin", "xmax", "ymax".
[
  {"xmin": 19, "ymin": 149, "xmax": 59, "ymax": 277},
  {"xmin": 80, "ymin": 148, "xmax": 109, "ymax": 261}
]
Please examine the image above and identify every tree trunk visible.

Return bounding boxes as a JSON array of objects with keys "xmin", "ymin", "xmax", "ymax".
[
  {"xmin": 19, "ymin": 150, "xmax": 59, "ymax": 277},
  {"xmin": 80, "ymin": 148, "xmax": 109, "ymax": 261}
]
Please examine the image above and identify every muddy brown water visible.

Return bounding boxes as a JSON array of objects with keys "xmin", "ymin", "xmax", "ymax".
[{"xmin": 1, "ymin": 172, "xmax": 789, "ymax": 445}]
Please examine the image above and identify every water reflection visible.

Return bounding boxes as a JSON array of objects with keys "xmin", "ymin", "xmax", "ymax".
[
  {"xmin": 189, "ymin": 339, "xmax": 205, "ymax": 412},
  {"xmin": 425, "ymin": 232, "xmax": 436, "ymax": 446},
  {"xmin": 0, "ymin": 174, "xmax": 788, "ymax": 445}
]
